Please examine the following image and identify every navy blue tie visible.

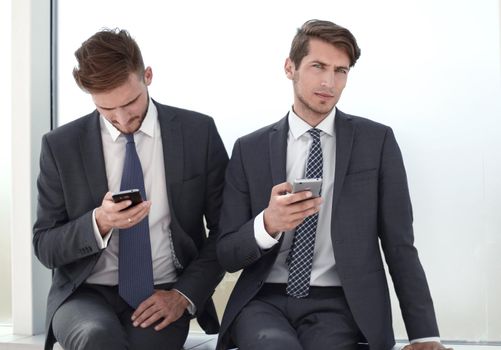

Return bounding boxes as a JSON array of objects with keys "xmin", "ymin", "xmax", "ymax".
[
  {"xmin": 286, "ymin": 128, "xmax": 323, "ymax": 298},
  {"xmin": 118, "ymin": 133, "xmax": 154, "ymax": 308}
]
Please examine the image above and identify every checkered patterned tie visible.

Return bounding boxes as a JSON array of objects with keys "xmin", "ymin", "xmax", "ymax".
[
  {"xmin": 286, "ymin": 128, "xmax": 323, "ymax": 298},
  {"xmin": 118, "ymin": 133, "xmax": 154, "ymax": 308}
]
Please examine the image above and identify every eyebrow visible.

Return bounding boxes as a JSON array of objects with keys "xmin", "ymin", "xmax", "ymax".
[
  {"xmin": 336, "ymin": 65, "xmax": 350, "ymax": 71},
  {"xmin": 311, "ymin": 60, "xmax": 350, "ymax": 71},
  {"xmin": 312, "ymin": 60, "xmax": 327, "ymax": 67},
  {"xmin": 96, "ymin": 92, "xmax": 142, "ymax": 111}
]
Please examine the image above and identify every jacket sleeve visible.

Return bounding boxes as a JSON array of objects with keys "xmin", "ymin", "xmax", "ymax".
[
  {"xmin": 378, "ymin": 127, "xmax": 440, "ymax": 339},
  {"xmin": 33, "ymin": 135, "xmax": 101, "ymax": 269},
  {"xmin": 216, "ymin": 139, "xmax": 269, "ymax": 273},
  {"xmin": 172, "ymin": 118, "xmax": 229, "ymax": 311}
]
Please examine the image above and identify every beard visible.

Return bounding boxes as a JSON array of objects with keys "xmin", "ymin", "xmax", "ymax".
[
  {"xmin": 297, "ymin": 92, "xmax": 334, "ymax": 116},
  {"xmin": 293, "ymin": 87, "xmax": 337, "ymax": 122},
  {"xmin": 111, "ymin": 91, "xmax": 149, "ymax": 134},
  {"xmin": 292, "ymin": 75, "xmax": 337, "ymax": 121}
]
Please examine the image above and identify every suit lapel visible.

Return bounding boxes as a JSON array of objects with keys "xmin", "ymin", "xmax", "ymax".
[
  {"xmin": 269, "ymin": 115, "xmax": 289, "ymax": 185},
  {"xmin": 80, "ymin": 112, "xmax": 108, "ymax": 207},
  {"xmin": 332, "ymin": 110, "xmax": 354, "ymax": 213},
  {"xmin": 157, "ymin": 103, "xmax": 183, "ymax": 204}
]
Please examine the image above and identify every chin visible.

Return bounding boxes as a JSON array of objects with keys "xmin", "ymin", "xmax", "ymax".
[{"xmin": 314, "ymin": 107, "xmax": 334, "ymax": 116}]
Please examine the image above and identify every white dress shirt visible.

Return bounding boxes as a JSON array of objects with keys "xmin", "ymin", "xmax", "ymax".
[
  {"xmin": 86, "ymin": 99, "xmax": 196, "ymax": 313},
  {"xmin": 87, "ymin": 99, "xmax": 178, "ymax": 286},
  {"xmin": 255, "ymin": 107, "xmax": 340, "ymax": 286}
]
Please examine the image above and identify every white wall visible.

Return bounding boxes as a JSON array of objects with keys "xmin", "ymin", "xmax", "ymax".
[
  {"xmin": 0, "ymin": 0, "xmax": 13, "ymax": 326},
  {"xmin": 10, "ymin": 0, "xmax": 52, "ymax": 335},
  {"xmin": 55, "ymin": 0, "xmax": 501, "ymax": 342}
]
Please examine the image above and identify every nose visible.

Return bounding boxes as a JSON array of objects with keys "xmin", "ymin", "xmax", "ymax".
[
  {"xmin": 113, "ymin": 108, "xmax": 130, "ymax": 126},
  {"xmin": 321, "ymin": 71, "xmax": 335, "ymax": 88}
]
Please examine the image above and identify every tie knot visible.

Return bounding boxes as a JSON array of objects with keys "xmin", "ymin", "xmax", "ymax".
[
  {"xmin": 308, "ymin": 128, "xmax": 321, "ymax": 142},
  {"xmin": 124, "ymin": 133, "xmax": 135, "ymax": 144}
]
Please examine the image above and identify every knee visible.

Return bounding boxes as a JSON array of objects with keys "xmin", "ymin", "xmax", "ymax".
[
  {"xmin": 57, "ymin": 320, "xmax": 128, "ymax": 350},
  {"xmin": 237, "ymin": 329, "xmax": 302, "ymax": 350}
]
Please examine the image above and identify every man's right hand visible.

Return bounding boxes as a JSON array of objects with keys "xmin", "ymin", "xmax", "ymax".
[
  {"xmin": 263, "ymin": 182, "xmax": 322, "ymax": 237},
  {"xmin": 95, "ymin": 191, "xmax": 151, "ymax": 236}
]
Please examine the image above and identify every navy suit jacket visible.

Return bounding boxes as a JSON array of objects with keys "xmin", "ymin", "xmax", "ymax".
[
  {"xmin": 33, "ymin": 101, "xmax": 229, "ymax": 350},
  {"xmin": 216, "ymin": 110, "xmax": 439, "ymax": 350}
]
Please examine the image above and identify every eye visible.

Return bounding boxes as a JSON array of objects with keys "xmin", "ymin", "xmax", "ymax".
[
  {"xmin": 312, "ymin": 63, "xmax": 324, "ymax": 69},
  {"xmin": 335, "ymin": 67, "xmax": 348, "ymax": 74}
]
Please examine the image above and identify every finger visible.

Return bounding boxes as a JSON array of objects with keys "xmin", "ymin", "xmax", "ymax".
[
  {"xmin": 132, "ymin": 295, "xmax": 155, "ymax": 321},
  {"xmin": 288, "ymin": 197, "xmax": 321, "ymax": 215},
  {"xmin": 121, "ymin": 200, "xmax": 151, "ymax": 217},
  {"xmin": 113, "ymin": 199, "xmax": 133, "ymax": 212},
  {"xmin": 298, "ymin": 206, "xmax": 321, "ymax": 219},
  {"xmin": 124, "ymin": 203, "xmax": 151, "ymax": 228},
  {"xmin": 139, "ymin": 309, "xmax": 163, "ymax": 328},
  {"xmin": 129, "ymin": 201, "xmax": 152, "ymax": 221},
  {"xmin": 133, "ymin": 305, "xmax": 157, "ymax": 327},
  {"xmin": 116, "ymin": 202, "xmax": 151, "ymax": 228},
  {"xmin": 154, "ymin": 315, "xmax": 175, "ymax": 331},
  {"xmin": 283, "ymin": 211, "xmax": 318, "ymax": 231},
  {"xmin": 101, "ymin": 192, "xmax": 132, "ymax": 212},
  {"xmin": 103, "ymin": 191, "xmax": 114, "ymax": 200},
  {"xmin": 283, "ymin": 190, "xmax": 314, "ymax": 205},
  {"xmin": 271, "ymin": 182, "xmax": 293, "ymax": 196}
]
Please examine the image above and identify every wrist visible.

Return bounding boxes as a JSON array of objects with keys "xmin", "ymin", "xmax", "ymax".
[
  {"xmin": 263, "ymin": 209, "xmax": 279, "ymax": 237},
  {"xmin": 173, "ymin": 289, "xmax": 190, "ymax": 309},
  {"xmin": 95, "ymin": 207, "xmax": 112, "ymax": 235}
]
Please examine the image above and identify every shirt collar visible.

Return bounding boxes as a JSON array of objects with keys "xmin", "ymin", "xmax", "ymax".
[
  {"xmin": 288, "ymin": 106, "xmax": 336, "ymax": 140},
  {"xmin": 100, "ymin": 98, "xmax": 158, "ymax": 142}
]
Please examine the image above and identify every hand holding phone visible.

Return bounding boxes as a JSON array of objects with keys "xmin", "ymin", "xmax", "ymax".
[
  {"xmin": 292, "ymin": 178, "xmax": 322, "ymax": 198},
  {"xmin": 112, "ymin": 189, "xmax": 143, "ymax": 209}
]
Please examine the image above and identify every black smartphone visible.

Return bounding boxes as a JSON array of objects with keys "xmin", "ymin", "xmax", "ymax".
[
  {"xmin": 292, "ymin": 178, "xmax": 322, "ymax": 198},
  {"xmin": 112, "ymin": 189, "xmax": 143, "ymax": 208}
]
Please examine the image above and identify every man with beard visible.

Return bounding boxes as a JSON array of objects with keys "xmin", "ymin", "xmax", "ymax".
[
  {"xmin": 33, "ymin": 28, "xmax": 228, "ymax": 350},
  {"xmin": 216, "ymin": 19, "xmax": 449, "ymax": 350}
]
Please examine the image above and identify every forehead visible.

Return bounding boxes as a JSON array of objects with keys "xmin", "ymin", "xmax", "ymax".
[
  {"xmin": 303, "ymin": 38, "xmax": 350, "ymax": 66},
  {"xmin": 91, "ymin": 73, "xmax": 143, "ymax": 109}
]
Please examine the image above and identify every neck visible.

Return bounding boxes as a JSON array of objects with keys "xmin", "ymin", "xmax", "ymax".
[{"xmin": 292, "ymin": 106, "xmax": 332, "ymax": 127}]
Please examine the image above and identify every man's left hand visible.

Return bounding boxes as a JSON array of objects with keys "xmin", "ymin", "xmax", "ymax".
[
  {"xmin": 131, "ymin": 289, "xmax": 190, "ymax": 331},
  {"xmin": 403, "ymin": 342, "xmax": 453, "ymax": 350}
]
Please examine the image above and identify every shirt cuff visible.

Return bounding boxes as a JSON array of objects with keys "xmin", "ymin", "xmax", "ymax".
[
  {"xmin": 173, "ymin": 289, "xmax": 196, "ymax": 315},
  {"xmin": 92, "ymin": 209, "xmax": 113, "ymax": 249},
  {"xmin": 253, "ymin": 211, "xmax": 282, "ymax": 249},
  {"xmin": 410, "ymin": 337, "xmax": 441, "ymax": 344}
]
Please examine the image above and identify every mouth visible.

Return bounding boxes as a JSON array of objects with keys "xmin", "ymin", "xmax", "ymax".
[{"xmin": 315, "ymin": 91, "xmax": 335, "ymax": 99}]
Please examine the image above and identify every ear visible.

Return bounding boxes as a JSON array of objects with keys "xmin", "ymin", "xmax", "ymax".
[
  {"xmin": 144, "ymin": 66, "xmax": 153, "ymax": 86},
  {"xmin": 284, "ymin": 58, "xmax": 295, "ymax": 80}
]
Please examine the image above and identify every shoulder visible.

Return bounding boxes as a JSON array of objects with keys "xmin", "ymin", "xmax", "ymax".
[
  {"xmin": 337, "ymin": 110, "xmax": 394, "ymax": 141},
  {"xmin": 237, "ymin": 118, "xmax": 286, "ymax": 146},
  {"xmin": 338, "ymin": 109, "xmax": 390, "ymax": 131},
  {"xmin": 154, "ymin": 101, "xmax": 215, "ymax": 127},
  {"xmin": 42, "ymin": 111, "xmax": 98, "ymax": 144}
]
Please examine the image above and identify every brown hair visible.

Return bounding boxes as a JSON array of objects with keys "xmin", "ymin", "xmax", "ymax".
[
  {"xmin": 289, "ymin": 19, "xmax": 361, "ymax": 68},
  {"xmin": 73, "ymin": 28, "xmax": 145, "ymax": 93}
]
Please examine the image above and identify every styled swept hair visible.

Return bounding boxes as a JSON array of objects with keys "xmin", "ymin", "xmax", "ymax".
[
  {"xmin": 289, "ymin": 19, "xmax": 361, "ymax": 68},
  {"xmin": 73, "ymin": 28, "xmax": 145, "ymax": 93}
]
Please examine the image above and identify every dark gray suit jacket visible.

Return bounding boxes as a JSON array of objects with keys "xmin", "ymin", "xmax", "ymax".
[
  {"xmin": 33, "ymin": 101, "xmax": 229, "ymax": 350},
  {"xmin": 216, "ymin": 110, "xmax": 439, "ymax": 350}
]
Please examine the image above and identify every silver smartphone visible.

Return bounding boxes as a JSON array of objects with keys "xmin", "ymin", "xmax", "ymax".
[{"xmin": 292, "ymin": 178, "xmax": 322, "ymax": 198}]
